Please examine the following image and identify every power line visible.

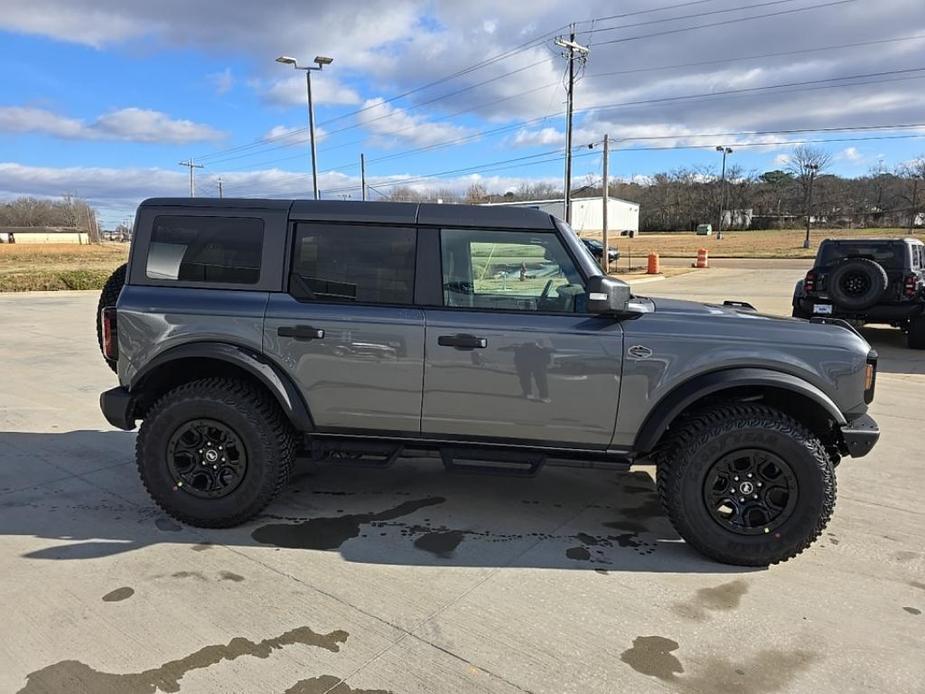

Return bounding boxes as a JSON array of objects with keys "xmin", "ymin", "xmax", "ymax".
[
  {"xmin": 593, "ymin": 0, "xmax": 856, "ymax": 47},
  {"xmin": 231, "ymin": 67, "xmax": 925, "ymax": 173}
]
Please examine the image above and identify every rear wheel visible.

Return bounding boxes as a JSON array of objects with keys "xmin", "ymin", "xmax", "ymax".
[
  {"xmin": 96, "ymin": 263, "xmax": 127, "ymax": 373},
  {"xmin": 136, "ymin": 377, "xmax": 294, "ymax": 527},
  {"xmin": 656, "ymin": 404, "xmax": 835, "ymax": 566},
  {"xmin": 908, "ymin": 315, "xmax": 925, "ymax": 350}
]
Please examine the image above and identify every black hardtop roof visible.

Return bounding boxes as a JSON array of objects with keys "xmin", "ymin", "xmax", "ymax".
[
  {"xmin": 822, "ymin": 237, "xmax": 923, "ymax": 245},
  {"xmin": 139, "ymin": 198, "xmax": 557, "ymax": 230}
]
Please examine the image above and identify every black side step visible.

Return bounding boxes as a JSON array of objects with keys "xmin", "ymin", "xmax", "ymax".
[
  {"xmin": 309, "ymin": 440, "xmax": 403, "ymax": 469},
  {"xmin": 440, "ymin": 447, "xmax": 545, "ymax": 477}
]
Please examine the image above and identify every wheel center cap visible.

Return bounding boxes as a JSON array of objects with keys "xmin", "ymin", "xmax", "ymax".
[
  {"xmin": 204, "ymin": 449, "xmax": 219, "ymax": 463},
  {"xmin": 739, "ymin": 481, "xmax": 755, "ymax": 495}
]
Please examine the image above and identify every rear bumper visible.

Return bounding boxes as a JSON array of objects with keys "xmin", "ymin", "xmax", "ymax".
[
  {"xmin": 797, "ymin": 298, "xmax": 923, "ymax": 322},
  {"xmin": 100, "ymin": 386, "xmax": 136, "ymax": 431},
  {"xmin": 839, "ymin": 413, "xmax": 879, "ymax": 458}
]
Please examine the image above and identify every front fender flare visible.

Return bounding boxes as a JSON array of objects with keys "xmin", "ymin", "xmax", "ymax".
[
  {"xmin": 130, "ymin": 341, "xmax": 313, "ymax": 432},
  {"xmin": 633, "ymin": 367, "xmax": 845, "ymax": 453}
]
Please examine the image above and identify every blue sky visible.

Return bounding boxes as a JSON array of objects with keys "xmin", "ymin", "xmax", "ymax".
[{"xmin": 1, "ymin": 0, "xmax": 924, "ymax": 226}]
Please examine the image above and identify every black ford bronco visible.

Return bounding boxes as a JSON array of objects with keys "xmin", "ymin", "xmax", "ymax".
[{"xmin": 792, "ymin": 237, "xmax": 925, "ymax": 348}]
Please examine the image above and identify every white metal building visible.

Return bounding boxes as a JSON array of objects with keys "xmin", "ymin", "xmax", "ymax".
[{"xmin": 483, "ymin": 197, "xmax": 639, "ymax": 234}]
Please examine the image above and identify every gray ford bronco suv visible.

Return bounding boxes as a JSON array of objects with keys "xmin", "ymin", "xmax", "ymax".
[{"xmin": 99, "ymin": 198, "xmax": 880, "ymax": 566}]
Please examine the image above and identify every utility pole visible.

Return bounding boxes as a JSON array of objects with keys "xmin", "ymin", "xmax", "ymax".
[
  {"xmin": 803, "ymin": 163, "xmax": 819, "ymax": 249},
  {"xmin": 217, "ymin": 177, "xmax": 224, "ymax": 199},
  {"xmin": 555, "ymin": 28, "xmax": 589, "ymax": 226},
  {"xmin": 601, "ymin": 133, "xmax": 610, "ymax": 274},
  {"xmin": 178, "ymin": 159, "xmax": 204, "ymax": 197},
  {"xmin": 715, "ymin": 146, "xmax": 733, "ymax": 240},
  {"xmin": 361, "ymin": 153, "xmax": 367, "ymax": 201}
]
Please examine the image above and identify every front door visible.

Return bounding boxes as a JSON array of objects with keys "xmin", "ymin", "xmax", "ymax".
[
  {"xmin": 422, "ymin": 227, "xmax": 624, "ymax": 447},
  {"xmin": 264, "ymin": 222, "xmax": 424, "ymax": 434}
]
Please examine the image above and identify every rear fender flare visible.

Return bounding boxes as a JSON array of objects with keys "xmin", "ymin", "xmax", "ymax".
[{"xmin": 130, "ymin": 342, "xmax": 313, "ymax": 431}]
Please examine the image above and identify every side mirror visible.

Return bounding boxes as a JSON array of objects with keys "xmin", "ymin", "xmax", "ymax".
[{"xmin": 587, "ymin": 275, "xmax": 632, "ymax": 315}]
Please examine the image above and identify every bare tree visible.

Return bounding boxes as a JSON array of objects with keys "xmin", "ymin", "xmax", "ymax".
[
  {"xmin": 464, "ymin": 183, "xmax": 488, "ymax": 204},
  {"xmin": 786, "ymin": 146, "xmax": 832, "ymax": 247}
]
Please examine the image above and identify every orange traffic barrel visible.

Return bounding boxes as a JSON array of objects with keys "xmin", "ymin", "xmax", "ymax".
[
  {"xmin": 647, "ymin": 252, "xmax": 660, "ymax": 274},
  {"xmin": 692, "ymin": 247, "xmax": 709, "ymax": 268}
]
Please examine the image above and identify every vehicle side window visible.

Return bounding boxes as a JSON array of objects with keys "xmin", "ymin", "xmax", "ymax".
[
  {"xmin": 146, "ymin": 216, "xmax": 264, "ymax": 284},
  {"xmin": 440, "ymin": 228, "xmax": 586, "ymax": 313},
  {"xmin": 290, "ymin": 223, "xmax": 416, "ymax": 304}
]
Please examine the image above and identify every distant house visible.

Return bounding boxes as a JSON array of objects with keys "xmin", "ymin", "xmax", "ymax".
[
  {"xmin": 0, "ymin": 226, "xmax": 89, "ymax": 244},
  {"xmin": 482, "ymin": 196, "xmax": 640, "ymax": 234}
]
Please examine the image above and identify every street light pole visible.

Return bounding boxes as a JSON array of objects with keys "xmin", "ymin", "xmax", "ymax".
[
  {"xmin": 276, "ymin": 54, "xmax": 334, "ymax": 200},
  {"xmin": 716, "ymin": 146, "xmax": 732, "ymax": 240},
  {"xmin": 803, "ymin": 163, "xmax": 819, "ymax": 249}
]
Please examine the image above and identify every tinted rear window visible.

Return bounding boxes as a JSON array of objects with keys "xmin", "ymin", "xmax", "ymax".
[
  {"xmin": 291, "ymin": 224, "xmax": 416, "ymax": 304},
  {"xmin": 819, "ymin": 243, "xmax": 905, "ymax": 269},
  {"xmin": 146, "ymin": 216, "xmax": 264, "ymax": 284}
]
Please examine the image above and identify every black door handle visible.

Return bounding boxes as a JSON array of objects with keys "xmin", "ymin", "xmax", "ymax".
[
  {"xmin": 437, "ymin": 333, "xmax": 488, "ymax": 350},
  {"xmin": 278, "ymin": 325, "xmax": 325, "ymax": 341}
]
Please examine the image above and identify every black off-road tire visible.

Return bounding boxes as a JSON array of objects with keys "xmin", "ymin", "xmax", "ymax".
[
  {"xmin": 908, "ymin": 315, "xmax": 925, "ymax": 350},
  {"xmin": 827, "ymin": 258, "xmax": 888, "ymax": 312},
  {"xmin": 96, "ymin": 263, "xmax": 127, "ymax": 373},
  {"xmin": 136, "ymin": 377, "xmax": 295, "ymax": 528},
  {"xmin": 655, "ymin": 403, "xmax": 835, "ymax": 566}
]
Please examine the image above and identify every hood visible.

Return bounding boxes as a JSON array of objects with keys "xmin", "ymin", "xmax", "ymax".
[{"xmin": 640, "ymin": 296, "xmax": 871, "ymax": 351}]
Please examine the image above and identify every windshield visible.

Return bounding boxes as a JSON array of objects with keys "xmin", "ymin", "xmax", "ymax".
[{"xmin": 819, "ymin": 242, "xmax": 906, "ymax": 269}]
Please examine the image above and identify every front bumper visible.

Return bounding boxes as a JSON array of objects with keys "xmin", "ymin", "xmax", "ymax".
[
  {"xmin": 839, "ymin": 413, "xmax": 879, "ymax": 458},
  {"xmin": 100, "ymin": 386, "xmax": 136, "ymax": 431}
]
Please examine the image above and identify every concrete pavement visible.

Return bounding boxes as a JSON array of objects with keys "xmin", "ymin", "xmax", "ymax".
[{"xmin": 1, "ymin": 276, "xmax": 923, "ymax": 694}]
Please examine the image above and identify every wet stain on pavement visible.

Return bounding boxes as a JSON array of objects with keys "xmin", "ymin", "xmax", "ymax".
[
  {"xmin": 621, "ymin": 635, "xmax": 818, "ymax": 693},
  {"xmin": 251, "ymin": 497, "xmax": 446, "ymax": 550},
  {"xmin": 414, "ymin": 530, "xmax": 465, "ymax": 558},
  {"xmin": 101, "ymin": 587, "xmax": 134, "ymax": 602},
  {"xmin": 903, "ymin": 607, "xmax": 921, "ymax": 615},
  {"xmin": 284, "ymin": 675, "xmax": 392, "ymax": 693},
  {"xmin": 674, "ymin": 579, "xmax": 749, "ymax": 621},
  {"xmin": 17, "ymin": 625, "xmax": 348, "ymax": 694},
  {"xmin": 171, "ymin": 571, "xmax": 207, "ymax": 581},
  {"xmin": 566, "ymin": 546, "xmax": 591, "ymax": 560},
  {"xmin": 621, "ymin": 636, "xmax": 684, "ymax": 680},
  {"xmin": 155, "ymin": 518, "xmax": 182, "ymax": 532},
  {"xmin": 910, "ymin": 581, "xmax": 925, "ymax": 591},
  {"xmin": 894, "ymin": 550, "xmax": 920, "ymax": 562},
  {"xmin": 191, "ymin": 543, "xmax": 213, "ymax": 552},
  {"xmin": 219, "ymin": 571, "xmax": 245, "ymax": 582}
]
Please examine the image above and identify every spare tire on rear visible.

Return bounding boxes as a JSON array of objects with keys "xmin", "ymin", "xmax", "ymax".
[
  {"xmin": 96, "ymin": 263, "xmax": 127, "ymax": 373},
  {"xmin": 827, "ymin": 258, "xmax": 888, "ymax": 311}
]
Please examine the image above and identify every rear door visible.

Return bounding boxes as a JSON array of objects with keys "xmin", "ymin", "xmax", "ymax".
[
  {"xmin": 420, "ymin": 227, "xmax": 624, "ymax": 448},
  {"xmin": 263, "ymin": 222, "xmax": 425, "ymax": 434}
]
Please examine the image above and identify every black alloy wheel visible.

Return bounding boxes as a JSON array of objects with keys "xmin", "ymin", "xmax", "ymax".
[
  {"xmin": 703, "ymin": 449, "xmax": 798, "ymax": 535},
  {"xmin": 166, "ymin": 418, "xmax": 248, "ymax": 499}
]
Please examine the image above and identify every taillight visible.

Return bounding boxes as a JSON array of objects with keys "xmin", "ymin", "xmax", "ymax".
[
  {"xmin": 864, "ymin": 351, "xmax": 878, "ymax": 404},
  {"xmin": 101, "ymin": 307, "xmax": 118, "ymax": 361},
  {"xmin": 804, "ymin": 271, "xmax": 817, "ymax": 294},
  {"xmin": 903, "ymin": 274, "xmax": 918, "ymax": 298}
]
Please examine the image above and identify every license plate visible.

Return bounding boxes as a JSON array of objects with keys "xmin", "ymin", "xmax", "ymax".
[{"xmin": 813, "ymin": 304, "xmax": 833, "ymax": 315}]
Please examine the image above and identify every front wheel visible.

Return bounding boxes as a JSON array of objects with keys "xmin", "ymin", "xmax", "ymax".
[
  {"xmin": 656, "ymin": 404, "xmax": 835, "ymax": 566},
  {"xmin": 136, "ymin": 378, "xmax": 295, "ymax": 527}
]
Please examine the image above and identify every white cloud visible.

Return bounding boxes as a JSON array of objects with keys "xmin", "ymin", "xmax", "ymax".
[
  {"xmin": 260, "ymin": 74, "xmax": 362, "ymax": 107},
  {"xmin": 261, "ymin": 124, "xmax": 326, "ymax": 144},
  {"xmin": 773, "ymin": 153, "xmax": 791, "ymax": 166},
  {"xmin": 357, "ymin": 98, "xmax": 471, "ymax": 147},
  {"xmin": 839, "ymin": 146, "xmax": 863, "ymax": 162},
  {"xmin": 209, "ymin": 68, "xmax": 234, "ymax": 95},
  {"xmin": 0, "ymin": 106, "xmax": 224, "ymax": 143}
]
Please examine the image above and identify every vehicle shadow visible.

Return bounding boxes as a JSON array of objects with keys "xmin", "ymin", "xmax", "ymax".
[
  {"xmin": 0, "ymin": 430, "xmax": 758, "ymax": 575},
  {"xmin": 859, "ymin": 325, "xmax": 925, "ymax": 375}
]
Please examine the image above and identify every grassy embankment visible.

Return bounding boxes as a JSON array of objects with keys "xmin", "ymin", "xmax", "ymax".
[
  {"xmin": 583, "ymin": 228, "xmax": 923, "ymax": 261},
  {"xmin": 0, "ymin": 243, "xmax": 128, "ymax": 292}
]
